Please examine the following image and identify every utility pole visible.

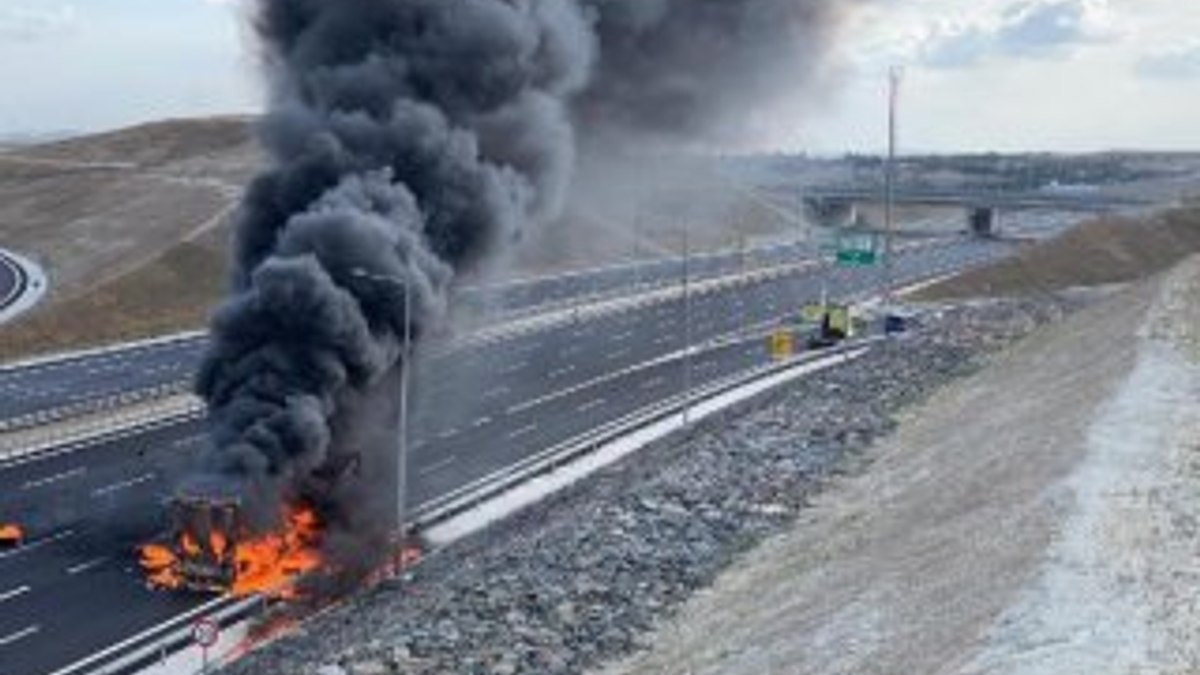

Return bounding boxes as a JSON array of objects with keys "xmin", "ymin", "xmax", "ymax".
[
  {"xmin": 884, "ymin": 66, "xmax": 902, "ymax": 305},
  {"xmin": 349, "ymin": 267, "xmax": 412, "ymax": 567},
  {"xmin": 681, "ymin": 221, "xmax": 693, "ymax": 427},
  {"xmin": 397, "ymin": 276, "xmax": 411, "ymax": 560}
]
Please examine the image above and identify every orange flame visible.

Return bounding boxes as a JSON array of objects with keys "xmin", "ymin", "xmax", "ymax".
[
  {"xmin": 140, "ymin": 505, "xmax": 324, "ymax": 598},
  {"xmin": 229, "ymin": 507, "xmax": 323, "ymax": 598},
  {"xmin": 0, "ymin": 523, "xmax": 26, "ymax": 545}
]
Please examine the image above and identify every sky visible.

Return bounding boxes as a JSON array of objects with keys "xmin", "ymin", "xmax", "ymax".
[{"xmin": 0, "ymin": 0, "xmax": 1197, "ymax": 153}]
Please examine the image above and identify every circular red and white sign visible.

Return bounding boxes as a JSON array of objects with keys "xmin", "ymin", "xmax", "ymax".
[{"xmin": 192, "ymin": 618, "xmax": 220, "ymax": 648}]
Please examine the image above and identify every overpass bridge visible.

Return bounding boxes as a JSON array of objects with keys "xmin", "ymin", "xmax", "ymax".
[
  {"xmin": 800, "ymin": 185, "xmax": 1154, "ymax": 211},
  {"xmin": 797, "ymin": 185, "xmax": 1157, "ymax": 237}
]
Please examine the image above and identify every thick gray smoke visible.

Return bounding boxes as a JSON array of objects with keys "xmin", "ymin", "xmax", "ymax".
[
  {"xmin": 195, "ymin": 0, "xmax": 592, "ymax": 537},
  {"xmin": 192, "ymin": 0, "xmax": 858, "ymax": 562},
  {"xmin": 575, "ymin": 0, "xmax": 854, "ymax": 145}
]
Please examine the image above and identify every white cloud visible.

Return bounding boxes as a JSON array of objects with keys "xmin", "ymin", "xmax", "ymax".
[
  {"xmin": 0, "ymin": 3, "xmax": 77, "ymax": 42},
  {"xmin": 917, "ymin": 0, "xmax": 1116, "ymax": 69},
  {"xmin": 1136, "ymin": 42, "xmax": 1200, "ymax": 80}
]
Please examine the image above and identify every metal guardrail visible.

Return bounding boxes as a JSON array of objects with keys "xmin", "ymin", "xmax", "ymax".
[{"xmin": 0, "ymin": 380, "xmax": 194, "ymax": 435}]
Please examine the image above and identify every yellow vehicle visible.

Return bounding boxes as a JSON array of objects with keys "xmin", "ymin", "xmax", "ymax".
[{"xmin": 802, "ymin": 303, "xmax": 853, "ymax": 349}]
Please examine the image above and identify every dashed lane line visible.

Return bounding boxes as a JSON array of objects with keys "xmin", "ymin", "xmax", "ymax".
[
  {"xmin": 418, "ymin": 456, "xmax": 458, "ymax": 478},
  {"xmin": 507, "ymin": 423, "xmax": 539, "ymax": 440},
  {"xmin": 66, "ymin": 557, "xmax": 110, "ymax": 576},
  {"xmin": 0, "ymin": 625, "xmax": 39, "ymax": 647},
  {"xmin": 91, "ymin": 473, "xmax": 156, "ymax": 498},
  {"xmin": 21, "ymin": 467, "xmax": 87, "ymax": 490},
  {"xmin": 0, "ymin": 530, "xmax": 74, "ymax": 560},
  {"xmin": 576, "ymin": 398, "xmax": 606, "ymax": 413},
  {"xmin": 0, "ymin": 585, "xmax": 30, "ymax": 604}
]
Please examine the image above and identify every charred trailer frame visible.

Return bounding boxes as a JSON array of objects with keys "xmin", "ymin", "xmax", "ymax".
[{"xmin": 168, "ymin": 496, "xmax": 243, "ymax": 594}]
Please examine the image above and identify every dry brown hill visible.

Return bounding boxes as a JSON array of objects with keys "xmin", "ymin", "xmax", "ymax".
[
  {"xmin": 914, "ymin": 207, "xmax": 1200, "ymax": 301},
  {"xmin": 0, "ymin": 117, "xmax": 813, "ymax": 362},
  {"xmin": 0, "ymin": 116, "xmax": 258, "ymax": 300}
]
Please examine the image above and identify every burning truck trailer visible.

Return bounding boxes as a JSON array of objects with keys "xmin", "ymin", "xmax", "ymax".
[{"xmin": 142, "ymin": 366, "xmax": 416, "ymax": 598}]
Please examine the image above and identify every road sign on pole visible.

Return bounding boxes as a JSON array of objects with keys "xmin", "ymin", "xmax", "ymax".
[
  {"xmin": 193, "ymin": 617, "xmax": 220, "ymax": 673},
  {"xmin": 836, "ymin": 232, "xmax": 880, "ymax": 267},
  {"xmin": 769, "ymin": 330, "xmax": 795, "ymax": 361}
]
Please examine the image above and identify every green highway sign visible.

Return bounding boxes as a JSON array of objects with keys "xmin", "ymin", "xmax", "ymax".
[
  {"xmin": 836, "ymin": 232, "xmax": 880, "ymax": 267},
  {"xmin": 837, "ymin": 249, "xmax": 877, "ymax": 266}
]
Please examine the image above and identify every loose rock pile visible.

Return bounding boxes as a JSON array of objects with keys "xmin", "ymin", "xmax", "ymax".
[{"xmin": 226, "ymin": 296, "xmax": 1082, "ymax": 675}]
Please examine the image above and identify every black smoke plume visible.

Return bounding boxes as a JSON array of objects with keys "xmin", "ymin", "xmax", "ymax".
[
  {"xmin": 575, "ymin": 0, "xmax": 855, "ymax": 145},
  {"xmin": 194, "ymin": 0, "xmax": 592, "ymax": 542},
  {"xmin": 191, "ymin": 0, "xmax": 859, "ymax": 564}
]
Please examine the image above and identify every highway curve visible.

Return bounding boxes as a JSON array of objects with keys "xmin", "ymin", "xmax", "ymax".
[{"xmin": 0, "ymin": 250, "xmax": 28, "ymax": 314}]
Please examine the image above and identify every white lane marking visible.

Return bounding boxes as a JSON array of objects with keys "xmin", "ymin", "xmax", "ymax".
[
  {"xmin": 501, "ymin": 361, "xmax": 528, "ymax": 375},
  {"xmin": 641, "ymin": 376, "xmax": 666, "ymax": 390},
  {"xmin": 507, "ymin": 423, "xmax": 539, "ymax": 440},
  {"xmin": 0, "ymin": 529, "xmax": 74, "ymax": 560},
  {"xmin": 418, "ymin": 456, "xmax": 457, "ymax": 478},
  {"xmin": 0, "ymin": 625, "xmax": 39, "ymax": 647},
  {"xmin": 606, "ymin": 348, "xmax": 631, "ymax": 361},
  {"xmin": 437, "ymin": 428, "xmax": 460, "ymax": 441},
  {"xmin": 21, "ymin": 466, "xmax": 86, "ymax": 490},
  {"xmin": 91, "ymin": 473, "xmax": 156, "ymax": 498},
  {"xmin": 472, "ymin": 416, "xmax": 493, "ymax": 428},
  {"xmin": 0, "ymin": 585, "xmax": 30, "ymax": 604},
  {"xmin": 483, "ymin": 385, "xmax": 510, "ymax": 399},
  {"xmin": 612, "ymin": 330, "xmax": 633, "ymax": 342},
  {"xmin": 549, "ymin": 365, "xmax": 575, "ymax": 379},
  {"xmin": 576, "ymin": 398, "xmax": 606, "ymax": 413},
  {"xmin": 66, "ymin": 556, "xmax": 109, "ymax": 576}
]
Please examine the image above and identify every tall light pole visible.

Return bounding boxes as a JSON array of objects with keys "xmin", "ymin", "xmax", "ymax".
[
  {"xmin": 884, "ymin": 66, "xmax": 902, "ymax": 304},
  {"xmin": 681, "ymin": 221, "xmax": 693, "ymax": 427},
  {"xmin": 350, "ymin": 267, "xmax": 411, "ymax": 554}
]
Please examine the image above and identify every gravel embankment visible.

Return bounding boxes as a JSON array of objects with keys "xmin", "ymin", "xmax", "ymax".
[{"xmin": 225, "ymin": 296, "xmax": 1087, "ymax": 675}]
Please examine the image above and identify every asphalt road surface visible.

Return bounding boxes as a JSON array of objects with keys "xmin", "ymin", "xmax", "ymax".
[
  {"xmin": 0, "ymin": 236, "xmax": 1009, "ymax": 675},
  {"xmin": 0, "ymin": 251, "xmax": 28, "ymax": 315},
  {"xmin": 0, "ymin": 238, "xmax": 817, "ymax": 425}
]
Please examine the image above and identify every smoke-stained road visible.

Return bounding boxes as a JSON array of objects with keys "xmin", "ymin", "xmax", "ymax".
[{"xmin": 0, "ymin": 237, "xmax": 1007, "ymax": 675}]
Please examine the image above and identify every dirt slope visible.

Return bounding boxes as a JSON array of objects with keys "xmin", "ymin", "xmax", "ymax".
[
  {"xmin": 0, "ymin": 116, "xmax": 256, "ymax": 299},
  {"xmin": 603, "ymin": 259, "xmax": 1200, "ymax": 673},
  {"xmin": 915, "ymin": 207, "xmax": 1200, "ymax": 300}
]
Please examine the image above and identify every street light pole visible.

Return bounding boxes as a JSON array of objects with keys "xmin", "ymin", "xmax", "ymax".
[
  {"xmin": 681, "ymin": 221, "xmax": 693, "ymax": 427},
  {"xmin": 884, "ymin": 66, "xmax": 902, "ymax": 305},
  {"xmin": 349, "ymin": 267, "xmax": 412, "ymax": 558},
  {"xmin": 397, "ymin": 277, "xmax": 411, "ymax": 554}
]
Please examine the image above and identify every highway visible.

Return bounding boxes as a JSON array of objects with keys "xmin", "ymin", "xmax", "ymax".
[
  {"xmin": 0, "ymin": 236, "xmax": 1010, "ymax": 675},
  {"xmin": 0, "ymin": 238, "xmax": 819, "ymax": 427}
]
